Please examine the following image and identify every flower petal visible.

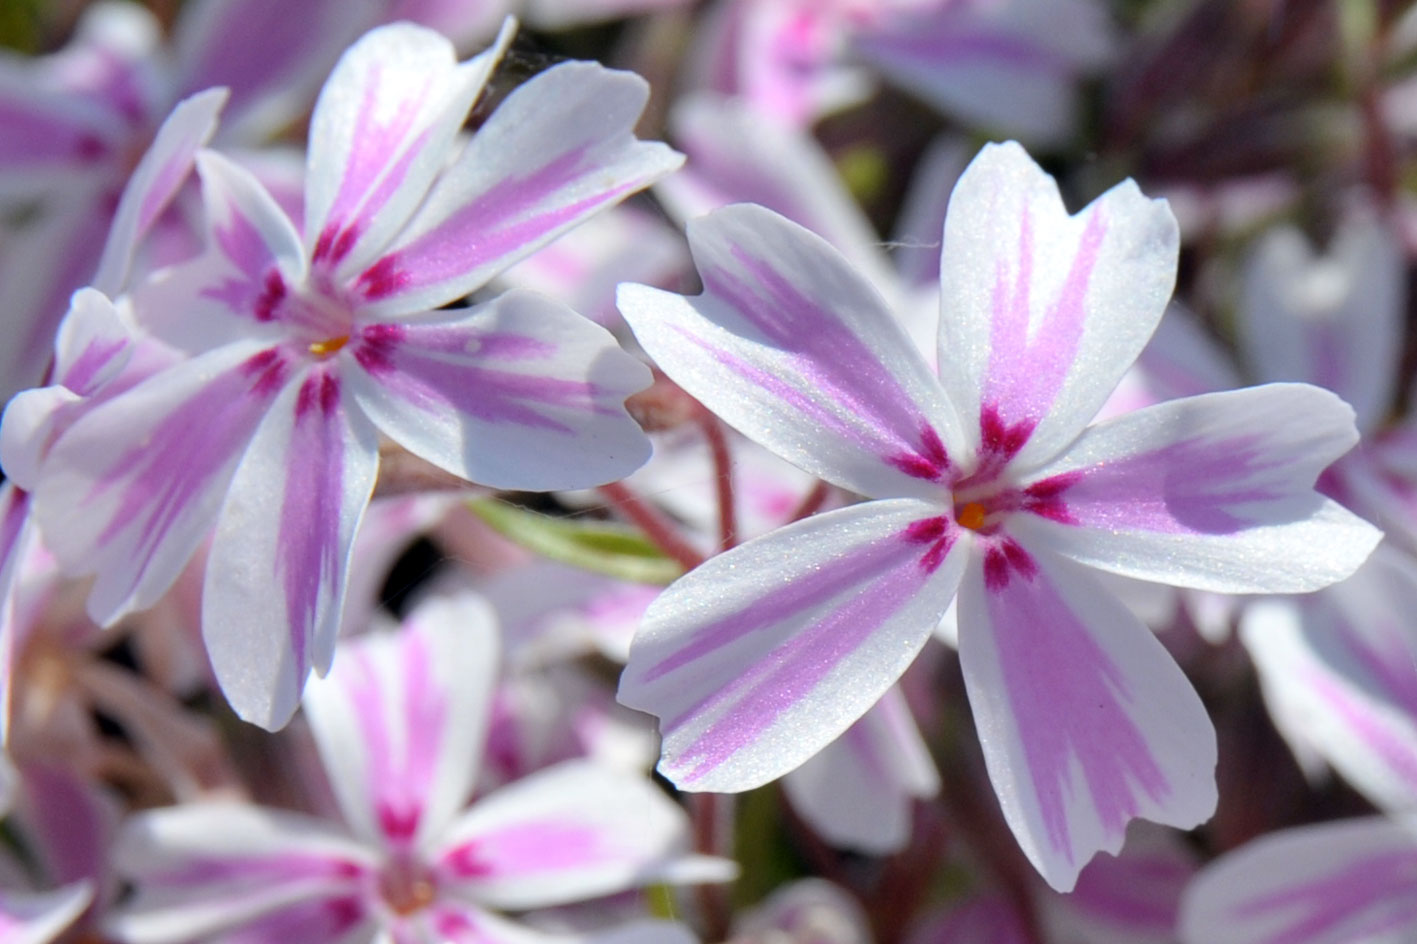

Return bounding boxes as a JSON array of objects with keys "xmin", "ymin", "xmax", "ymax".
[
  {"xmin": 407, "ymin": 906, "xmax": 697, "ymax": 944},
  {"xmin": 957, "ymin": 544, "xmax": 1216, "ymax": 892},
  {"xmin": 33, "ymin": 342, "xmax": 290, "ymax": 625},
  {"xmin": 346, "ymin": 291, "xmax": 651, "ymax": 491},
  {"xmin": 354, "ymin": 59, "xmax": 681, "ymax": 316},
  {"xmin": 303, "ymin": 21, "xmax": 513, "ymax": 281},
  {"xmin": 618, "ymin": 498, "xmax": 966, "ymax": 792},
  {"xmin": 1240, "ymin": 544, "xmax": 1417, "ymax": 812},
  {"xmin": 109, "ymin": 804, "xmax": 375, "ymax": 944},
  {"xmin": 1239, "ymin": 210, "xmax": 1405, "ymax": 434},
  {"xmin": 91, "ymin": 88, "xmax": 227, "ymax": 296},
  {"xmin": 301, "ymin": 591, "xmax": 499, "ymax": 850},
  {"xmin": 0, "ymin": 882, "xmax": 92, "ymax": 944},
  {"xmin": 1011, "ymin": 384, "xmax": 1380, "ymax": 593},
  {"xmin": 173, "ymin": 0, "xmax": 379, "ymax": 142},
  {"xmin": 618, "ymin": 203, "xmax": 962, "ymax": 500},
  {"xmin": 1178, "ymin": 817, "xmax": 1417, "ymax": 944},
  {"xmin": 0, "ymin": 485, "xmax": 34, "ymax": 748},
  {"xmin": 935, "ymin": 141, "xmax": 1178, "ymax": 473},
  {"xmin": 855, "ymin": 1, "xmax": 1114, "ymax": 146},
  {"xmin": 782, "ymin": 686, "xmax": 939, "ymax": 854},
  {"xmin": 202, "ymin": 366, "xmax": 379, "ymax": 730},
  {"xmin": 434, "ymin": 760, "xmax": 732, "ymax": 910}
]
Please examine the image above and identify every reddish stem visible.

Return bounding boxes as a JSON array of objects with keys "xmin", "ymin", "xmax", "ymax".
[
  {"xmin": 598, "ymin": 481, "xmax": 705, "ymax": 571},
  {"xmin": 695, "ymin": 412, "xmax": 738, "ymax": 551},
  {"xmin": 788, "ymin": 479, "xmax": 831, "ymax": 522},
  {"xmin": 691, "ymin": 792, "xmax": 735, "ymax": 941}
]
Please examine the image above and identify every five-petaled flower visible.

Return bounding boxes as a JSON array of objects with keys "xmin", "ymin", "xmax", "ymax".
[
  {"xmin": 614, "ymin": 141, "xmax": 1381, "ymax": 890},
  {"xmin": 30, "ymin": 21, "xmax": 680, "ymax": 729}
]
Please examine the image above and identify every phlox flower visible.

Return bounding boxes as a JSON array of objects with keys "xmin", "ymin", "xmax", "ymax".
[
  {"xmin": 1179, "ymin": 816, "xmax": 1417, "ymax": 944},
  {"xmin": 107, "ymin": 592, "xmax": 730, "ymax": 944},
  {"xmin": 615, "ymin": 142, "xmax": 1380, "ymax": 890},
  {"xmin": 31, "ymin": 21, "xmax": 679, "ymax": 729}
]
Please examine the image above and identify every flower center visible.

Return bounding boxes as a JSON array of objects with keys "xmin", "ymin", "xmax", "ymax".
[
  {"xmin": 378, "ymin": 859, "xmax": 437, "ymax": 916},
  {"xmin": 308, "ymin": 335, "xmax": 349, "ymax": 358},
  {"xmin": 956, "ymin": 501, "xmax": 988, "ymax": 532}
]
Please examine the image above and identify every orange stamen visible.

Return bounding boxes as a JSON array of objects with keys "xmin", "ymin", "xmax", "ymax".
[
  {"xmin": 308, "ymin": 335, "xmax": 349, "ymax": 357},
  {"xmin": 957, "ymin": 501, "xmax": 988, "ymax": 532}
]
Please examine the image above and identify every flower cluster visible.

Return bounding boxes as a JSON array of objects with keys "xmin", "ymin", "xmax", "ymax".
[{"xmin": 0, "ymin": 1, "xmax": 1415, "ymax": 943}]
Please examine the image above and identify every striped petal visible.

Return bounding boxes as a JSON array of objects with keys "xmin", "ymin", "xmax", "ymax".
[
  {"xmin": 957, "ymin": 544, "xmax": 1216, "ymax": 892},
  {"xmin": 782, "ymin": 686, "xmax": 939, "ymax": 854},
  {"xmin": 91, "ymin": 87, "xmax": 227, "ymax": 296},
  {"xmin": 1011, "ymin": 384, "xmax": 1379, "ymax": 594},
  {"xmin": 0, "ymin": 882, "xmax": 91, "ymax": 944},
  {"xmin": 302, "ymin": 592, "xmax": 499, "ymax": 851},
  {"xmin": 935, "ymin": 141, "xmax": 1178, "ymax": 473},
  {"xmin": 303, "ymin": 21, "xmax": 513, "ymax": 281},
  {"xmin": 32, "ymin": 342, "xmax": 290, "ymax": 625},
  {"xmin": 1178, "ymin": 817, "xmax": 1417, "ymax": 944},
  {"xmin": 618, "ymin": 498, "xmax": 966, "ymax": 792},
  {"xmin": 346, "ymin": 291, "xmax": 652, "ymax": 491},
  {"xmin": 354, "ymin": 60, "xmax": 681, "ymax": 317},
  {"xmin": 109, "ymin": 804, "xmax": 376, "ymax": 944},
  {"xmin": 1240, "ymin": 544, "xmax": 1417, "ymax": 812},
  {"xmin": 434, "ymin": 760, "xmax": 733, "ymax": 910},
  {"xmin": 401, "ymin": 907, "xmax": 696, "ymax": 944},
  {"xmin": 202, "ymin": 365, "xmax": 379, "ymax": 730},
  {"xmin": 618, "ymin": 204, "xmax": 962, "ymax": 501}
]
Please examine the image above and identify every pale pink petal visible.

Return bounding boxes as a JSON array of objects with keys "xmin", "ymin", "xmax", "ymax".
[
  {"xmin": 1178, "ymin": 817, "xmax": 1417, "ymax": 944},
  {"xmin": 405, "ymin": 905, "xmax": 695, "ymax": 944},
  {"xmin": 0, "ymin": 53, "xmax": 123, "ymax": 198},
  {"xmin": 935, "ymin": 141, "xmax": 1178, "ymax": 472},
  {"xmin": 1044, "ymin": 825, "xmax": 1195, "ymax": 944},
  {"xmin": 201, "ymin": 365, "xmax": 380, "ymax": 730},
  {"xmin": 1011, "ymin": 384, "xmax": 1379, "ymax": 593},
  {"xmin": 386, "ymin": 0, "xmax": 514, "ymax": 48},
  {"xmin": 303, "ymin": 21, "xmax": 513, "ymax": 282},
  {"xmin": 1099, "ymin": 303, "xmax": 1241, "ymax": 421},
  {"xmin": 91, "ymin": 88, "xmax": 227, "ymax": 296},
  {"xmin": 907, "ymin": 896, "xmax": 1031, "ymax": 944},
  {"xmin": 856, "ymin": 0, "xmax": 1114, "ymax": 145},
  {"xmin": 173, "ymin": 0, "xmax": 381, "ymax": 142},
  {"xmin": 1240, "ymin": 544, "xmax": 1417, "ymax": 812},
  {"xmin": 782, "ymin": 686, "xmax": 939, "ymax": 854},
  {"xmin": 346, "ymin": 291, "xmax": 651, "ymax": 491},
  {"xmin": 0, "ymin": 882, "xmax": 91, "ymax": 944},
  {"xmin": 355, "ymin": 59, "xmax": 681, "ymax": 316},
  {"xmin": 618, "ymin": 499, "xmax": 966, "ymax": 793},
  {"xmin": 889, "ymin": 136, "xmax": 970, "ymax": 289},
  {"xmin": 658, "ymin": 94, "xmax": 896, "ymax": 292},
  {"xmin": 435, "ymin": 760, "xmax": 734, "ymax": 910},
  {"xmin": 738, "ymin": 879, "xmax": 873, "ymax": 944},
  {"xmin": 957, "ymin": 545, "xmax": 1216, "ymax": 892},
  {"xmin": 130, "ymin": 149, "xmax": 307, "ymax": 355},
  {"xmin": 14, "ymin": 762, "xmax": 115, "ymax": 893},
  {"xmin": 303, "ymin": 592, "xmax": 499, "ymax": 850},
  {"xmin": 1, "ymin": 289, "xmax": 134, "ymax": 491},
  {"xmin": 109, "ymin": 804, "xmax": 375, "ymax": 944},
  {"xmin": 1239, "ymin": 210, "xmax": 1405, "ymax": 434},
  {"xmin": 618, "ymin": 204, "xmax": 962, "ymax": 501},
  {"xmin": 32, "ymin": 341, "xmax": 291, "ymax": 625}
]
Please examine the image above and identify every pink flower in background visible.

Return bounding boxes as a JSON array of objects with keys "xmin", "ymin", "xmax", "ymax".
[
  {"xmin": 1179, "ymin": 816, "xmax": 1417, "ymax": 944},
  {"xmin": 30, "ymin": 21, "xmax": 676, "ymax": 729},
  {"xmin": 108, "ymin": 592, "xmax": 729, "ymax": 944},
  {"xmin": 616, "ymin": 141, "xmax": 1379, "ymax": 890}
]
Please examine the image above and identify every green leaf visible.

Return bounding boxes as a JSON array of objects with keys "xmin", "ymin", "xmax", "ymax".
[{"xmin": 469, "ymin": 498, "xmax": 684, "ymax": 585}]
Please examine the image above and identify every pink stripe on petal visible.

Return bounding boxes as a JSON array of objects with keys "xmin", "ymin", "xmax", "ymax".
[
  {"xmin": 1233, "ymin": 850, "xmax": 1417, "ymax": 944},
  {"xmin": 443, "ymin": 823, "xmax": 604, "ymax": 878}
]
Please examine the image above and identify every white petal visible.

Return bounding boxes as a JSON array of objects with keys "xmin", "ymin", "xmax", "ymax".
[
  {"xmin": 33, "ymin": 342, "xmax": 290, "ymax": 625},
  {"xmin": 1178, "ymin": 817, "xmax": 1417, "ymax": 944},
  {"xmin": 202, "ymin": 365, "xmax": 380, "ymax": 730},
  {"xmin": 354, "ymin": 60, "xmax": 681, "ymax": 316},
  {"xmin": 303, "ymin": 21, "xmax": 513, "ymax": 280},
  {"xmin": 433, "ymin": 760, "xmax": 732, "ymax": 910},
  {"xmin": 109, "ymin": 804, "xmax": 375, "ymax": 944},
  {"xmin": 1013, "ymin": 384, "xmax": 1380, "ymax": 593},
  {"xmin": 618, "ymin": 204, "xmax": 962, "ymax": 501},
  {"xmin": 618, "ymin": 498, "xmax": 966, "ymax": 792},
  {"xmin": 302, "ymin": 592, "xmax": 499, "ymax": 850},
  {"xmin": 1239, "ymin": 209, "xmax": 1405, "ymax": 433},
  {"xmin": 0, "ymin": 882, "xmax": 92, "ymax": 944},
  {"xmin": 782, "ymin": 686, "xmax": 939, "ymax": 854},
  {"xmin": 957, "ymin": 544, "xmax": 1216, "ymax": 892},
  {"xmin": 346, "ymin": 292, "xmax": 651, "ymax": 491},
  {"xmin": 935, "ymin": 141, "xmax": 1178, "ymax": 473},
  {"xmin": 1240, "ymin": 544, "xmax": 1417, "ymax": 812}
]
